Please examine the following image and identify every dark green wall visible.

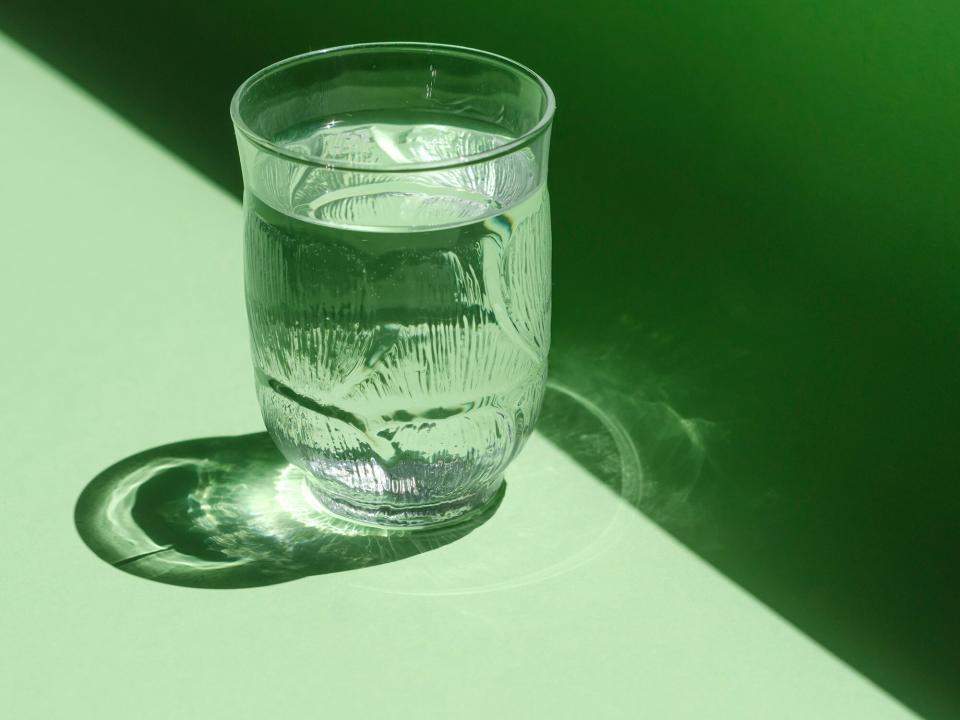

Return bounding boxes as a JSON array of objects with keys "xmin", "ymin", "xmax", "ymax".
[{"xmin": 3, "ymin": 2, "xmax": 958, "ymax": 717}]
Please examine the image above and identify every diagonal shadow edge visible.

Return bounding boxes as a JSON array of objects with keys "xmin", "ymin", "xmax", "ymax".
[{"xmin": 2, "ymin": 17, "xmax": 940, "ymax": 717}]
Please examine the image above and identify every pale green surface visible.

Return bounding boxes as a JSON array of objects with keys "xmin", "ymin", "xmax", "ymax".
[{"xmin": 0, "ymin": 34, "xmax": 917, "ymax": 719}]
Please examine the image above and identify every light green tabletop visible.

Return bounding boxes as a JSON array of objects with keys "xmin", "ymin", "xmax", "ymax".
[{"xmin": 0, "ymin": 33, "xmax": 917, "ymax": 719}]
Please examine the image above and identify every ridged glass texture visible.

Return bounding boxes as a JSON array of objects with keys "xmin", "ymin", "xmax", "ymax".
[{"xmin": 233, "ymin": 45, "xmax": 554, "ymax": 526}]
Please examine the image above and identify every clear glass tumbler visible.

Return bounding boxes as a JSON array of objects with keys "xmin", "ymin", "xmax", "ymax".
[{"xmin": 231, "ymin": 43, "xmax": 555, "ymax": 527}]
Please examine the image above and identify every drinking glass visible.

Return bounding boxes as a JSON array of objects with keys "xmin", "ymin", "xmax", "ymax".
[{"xmin": 231, "ymin": 43, "xmax": 555, "ymax": 527}]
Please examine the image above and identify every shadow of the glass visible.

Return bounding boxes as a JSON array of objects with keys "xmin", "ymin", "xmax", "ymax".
[
  {"xmin": 76, "ymin": 382, "xmax": 708, "ymax": 591},
  {"xmin": 75, "ymin": 433, "xmax": 503, "ymax": 589}
]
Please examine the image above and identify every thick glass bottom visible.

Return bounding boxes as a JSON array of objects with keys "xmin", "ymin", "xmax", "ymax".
[{"xmin": 306, "ymin": 474, "xmax": 506, "ymax": 529}]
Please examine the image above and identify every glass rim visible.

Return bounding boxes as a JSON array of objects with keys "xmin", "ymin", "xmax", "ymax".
[{"xmin": 230, "ymin": 41, "xmax": 556, "ymax": 173}]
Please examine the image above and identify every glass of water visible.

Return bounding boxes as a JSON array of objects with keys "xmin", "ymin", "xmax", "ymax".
[{"xmin": 231, "ymin": 43, "xmax": 555, "ymax": 527}]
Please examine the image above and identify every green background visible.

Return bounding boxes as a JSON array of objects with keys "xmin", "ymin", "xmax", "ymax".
[{"xmin": 1, "ymin": 1, "xmax": 957, "ymax": 717}]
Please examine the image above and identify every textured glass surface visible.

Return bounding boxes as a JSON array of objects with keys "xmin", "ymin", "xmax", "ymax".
[{"xmin": 233, "ymin": 46, "xmax": 554, "ymax": 525}]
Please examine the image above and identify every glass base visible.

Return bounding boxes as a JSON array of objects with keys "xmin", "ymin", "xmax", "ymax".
[{"xmin": 306, "ymin": 475, "xmax": 505, "ymax": 529}]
